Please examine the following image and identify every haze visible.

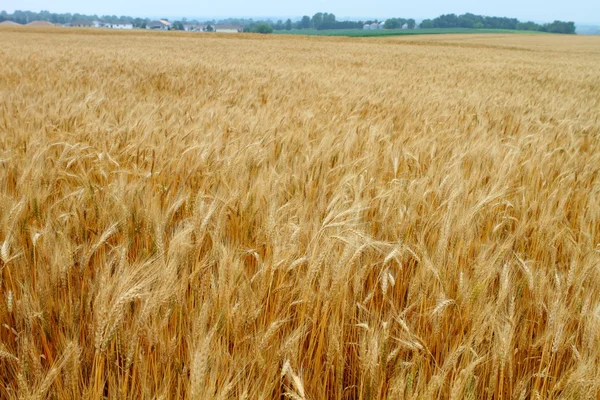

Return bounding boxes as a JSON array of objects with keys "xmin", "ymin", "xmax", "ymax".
[{"xmin": 4, "ymin": 0, "xmax": 599, "ymax": 23}]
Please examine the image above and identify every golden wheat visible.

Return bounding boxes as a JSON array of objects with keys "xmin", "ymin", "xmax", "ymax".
[{"xmin": 0, "ymin": 26, "xmax": 600, "ymax": 399}]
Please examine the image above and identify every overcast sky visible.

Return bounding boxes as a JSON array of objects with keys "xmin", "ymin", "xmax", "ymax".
[{"xmin": 3, "ymin": 0, "xmax": 599, "ymax": 23}]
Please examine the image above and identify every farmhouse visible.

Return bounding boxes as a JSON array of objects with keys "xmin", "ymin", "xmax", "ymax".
[
  {"xmin": 72, "ymin": 20, "xmax": 93, "ymax": 28},
  {"xmin": 147, "ymin": 20, "xmax": 172, "ymax": 30},
  {"xmin": 106, "ymin": 23, "xmax": 133, "ymax": 29},
  {"xmin": 183, "ymin": 24, "xmax": 204, "ymax": 31},
  {"xmin": 364, "ymin": 22, "xmax": 384, "ymax": 30}
]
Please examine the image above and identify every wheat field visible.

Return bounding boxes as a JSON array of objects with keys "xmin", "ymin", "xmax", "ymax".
[{"xmin": 1, "ymin": 27, "xmax": 600, "ymax": 399}]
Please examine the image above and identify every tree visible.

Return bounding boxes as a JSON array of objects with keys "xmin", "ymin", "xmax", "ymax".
[
  {"xmin": 253, "ymin": 23, "xmax": 273, "ymax": 34},
  {"xmin": 300, "ymin": 15, "xmax": 311, "ymax": 29},
  {"xmin": 458, "ymin": 13, "xmax": 483, "ymax": 28},
  {"xmin": 407, "ymin": 19, "xmax": 416, "ymax": 29},
  {"xmin": 172, "ymin": 21, "xmax": 184, "ymax": 30},
  {"xmin": 12, "ymin": 10, "xmax": 27, "ymax": 24},
  {"xmin": 133, "ymin": 18, "xmax": 147, "ymax": 28},
  {"xmin": 312, "ymin": 12, "xmax": 323, "ymax": 29},
  {"xmin": 420, "ymin": 19, "xmax": 433, "ymax": 29},
  {"xmin": 205, "ymin": 24, "xmax": 214, "ymax": 32},
  {"xmin": 321, "ymin": 13, "xmax": 336, "ymax": 29},
  {"xmin": 517, "ymin": 21, "xmax": 541, "ymax": 31},
  {"xmin": 384, "ymin": 18, "xmax": 400, "ymax": 29},
  {"xmin": 285, "ymin": 19, "xmax": 292, "ymax": 31},
  {"xmin": 433, "ymin": 14, "xmax": 459, "ymax": 28},
  {"xmin": 542, "ymin": 20, "xmax": 575, "ymax": 34}
]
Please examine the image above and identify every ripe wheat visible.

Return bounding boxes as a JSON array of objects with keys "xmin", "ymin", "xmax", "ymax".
[{"xmin": 0, "ymin": 27, "xmax": 599, "ymax": 398}]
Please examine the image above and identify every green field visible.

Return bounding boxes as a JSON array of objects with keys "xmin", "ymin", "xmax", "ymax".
[{"xmin": 274, "ymin": 28, "xmax": 545, "ymax": 37}]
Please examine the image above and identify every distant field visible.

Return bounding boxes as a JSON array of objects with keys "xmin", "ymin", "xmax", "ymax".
[
  {"xmin": 275, "ymin": 27, "xmax": 546, "ymax": 37},
  {"xmin": 1, "ymin": 28, "xmax": 600, "ymax": 399}
]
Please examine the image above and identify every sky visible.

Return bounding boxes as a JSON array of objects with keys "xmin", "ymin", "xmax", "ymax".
[{"xmin": 3, "ymin": 0, "xmax": 600, "ymax": 23}]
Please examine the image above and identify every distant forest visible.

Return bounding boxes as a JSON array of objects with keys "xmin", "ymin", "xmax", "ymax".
[
  {"xmin": 420, "ymin": 13, "xmax": 575, "ymax": 34},
  {"xmin": 0, "ymin": 9, "xmax": 576, "ymax": 34},
  {"xmin": 1, "ymin": 10, "xmax": 151, "ymax": 27}
]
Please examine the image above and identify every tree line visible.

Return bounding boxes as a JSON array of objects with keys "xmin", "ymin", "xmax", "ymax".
[
  {"xmin": 419, "ymin": 13, "xmax": 575, "ymax": 34},
  {"xmin": 0, "ymin": 9, "xmax": 150, "ymax": 27},
  {"xmin": 260, "ymin": 12, "xmax": 574, "ymax": 34},
  {"xmin": 0, "ymin": 9, "xmax": 576, "ymax": 34}
]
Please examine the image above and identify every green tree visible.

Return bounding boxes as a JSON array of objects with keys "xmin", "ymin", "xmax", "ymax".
[
  {"xmin": 253, "ymin": 23, "xmax": 273, "ymax": 34},
  {"xmin": 312, "ymin": 12, "xmax": 323, "ymax": 28},
  {"xmin": 285, "ymin": 19, "xmax": 292, "ymax": 30},
  {"xmin": 133, "ymin": 17, "xmax": 147, "ymax": 28},
  {"xmin": 420, "ymin": 19, "xmax": 433, "ymax": 29},
  {"xmin": 205, "ymin": 24, "xmax": 214, "ymax": 32},
  {"xmin": 433, "ymin": 14, "xmax": 459, "ymax": 28},
  {"xmin": 321, "ymin": 13, "xmax": 336, "ymax": 29},
  {"xmin": 300, "ymin": 15, "xmax": 311, "ymax": 29},
  {"xmin": 384, "ymin": 18, "xmax": 398, "ymax": 29},
  {"xmin": 542, "ymin": 20, "xmax": 575, "ymax": 34},
  {"xmin": 407, "ymin": 19, "xmax": 416, "ymax": 29},
  {"xmin": 517, "ymin": 21, "xmax": 541, "ymax": 31}
]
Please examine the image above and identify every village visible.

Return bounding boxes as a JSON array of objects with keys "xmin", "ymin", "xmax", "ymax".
[
  {"xmin": 0, "ymin": 18, "xmax": 245, "ymax": 32},
  {"xmin": 64, "ymin": 19, "xmax": 244, "ymax": 32},
  {"xmin": 0, "ymin": 17, "xmax": 402, "ymax": 33},
  {"xmin": 145, "ymin": 20, "xmax": 244, "ymax": 32},
  {"xmin": 0, "ymin": 18, "xmax": 413, "ymax": 33}
]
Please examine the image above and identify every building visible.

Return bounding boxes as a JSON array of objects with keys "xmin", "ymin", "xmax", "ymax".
[
  {"xmin": 364, "ymin": 22, "xmax": 382, "ymax": 30},
  {"xmin": 213, "ymin": 24, "xmax": 243, "ymax": 33},
  {"xmin": 71, "ymin": 20, "xmax": 93, "ymax": 28},
  {"xmin": 183, "ymin": 24, "xmax": 204, "ymax": 32},
  {"xmin": 107, "ymin": 23, "xmax": 133, "ymax": 29},
  {"xmin": 147, "ymin": 20, "xmax": 172, "ymax": 30}
]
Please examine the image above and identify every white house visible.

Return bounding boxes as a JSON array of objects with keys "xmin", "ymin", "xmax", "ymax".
[
  {"xmin": 364, "ymin": 23, "xmax": 383, "ymax": 30},
  {"xmin": 109, "ymin": 23, "xmax": 133, "ymax": 29},
  {"xmin": 213, "ymin": 24, "xmax": 243, "ymax": 33},
  {"xmin": 183, "ymin": 24, "xmax": 204, "ymax": 31},
  {"xmin": 89, "ymin": 20, "xmax": 133, "ymax": 29}
]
